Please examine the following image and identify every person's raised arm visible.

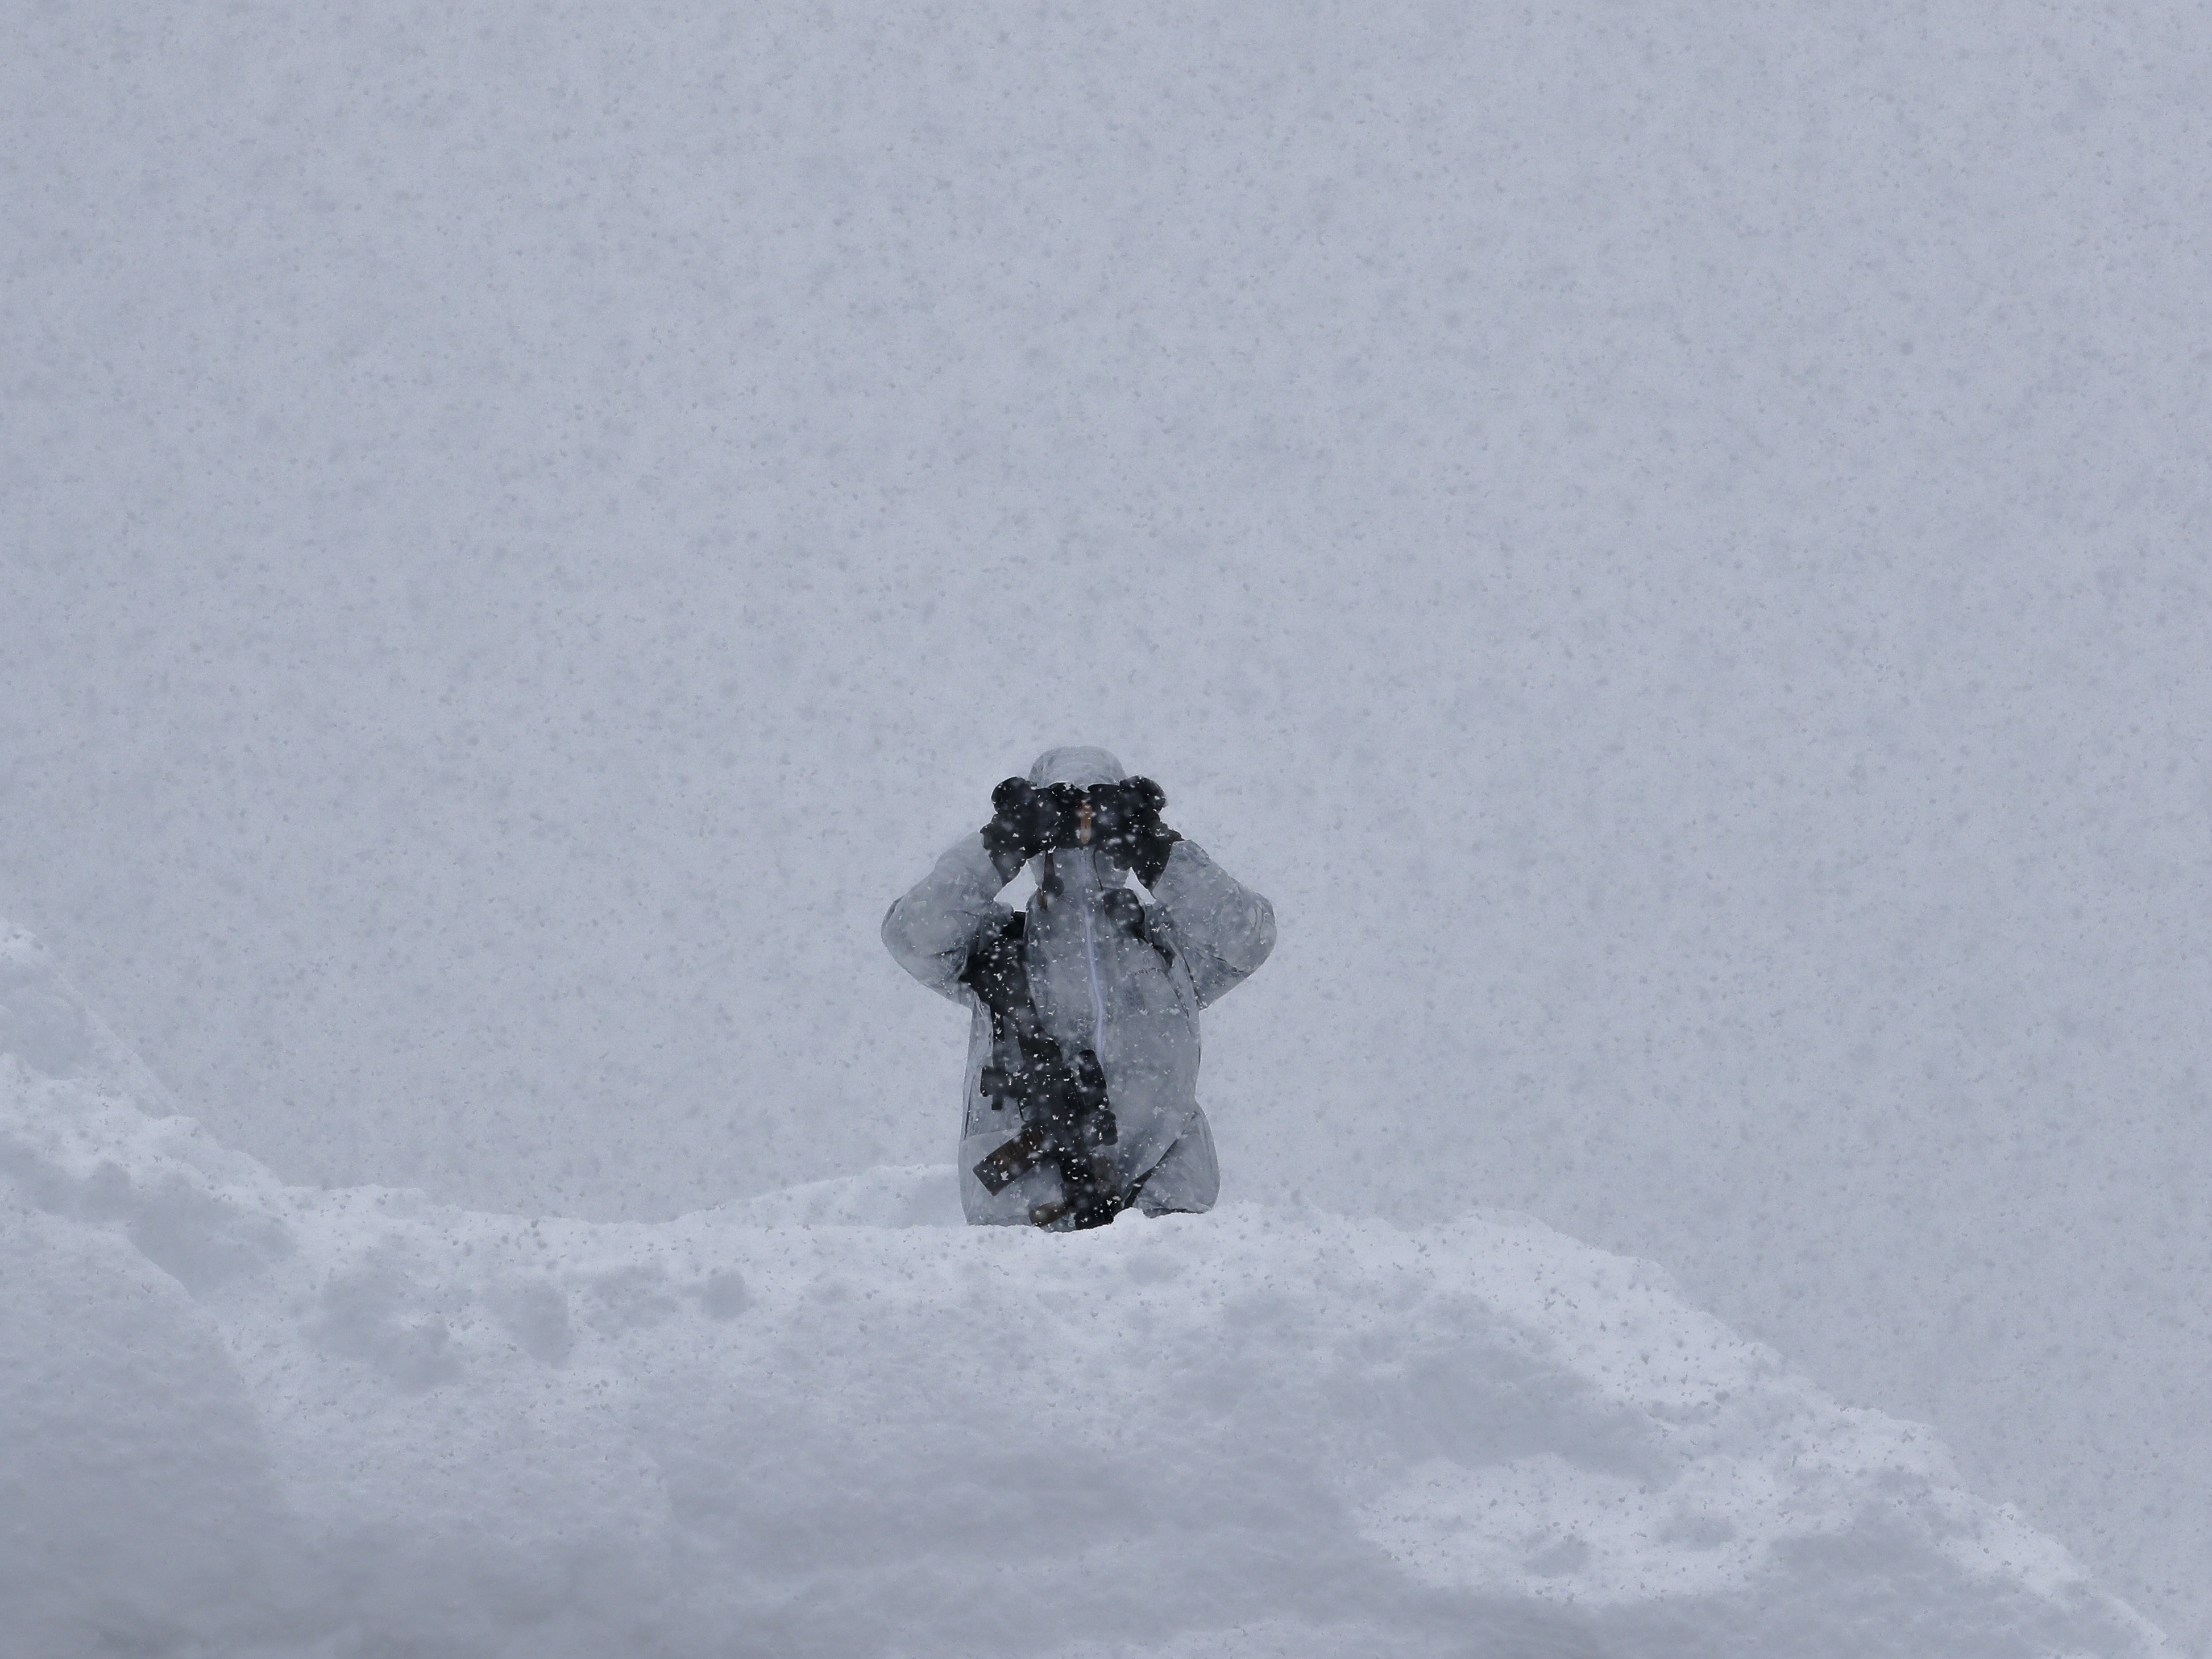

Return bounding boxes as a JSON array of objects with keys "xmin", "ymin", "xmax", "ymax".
[
  {"xmin": 880, "ymin": 778, "xmax": 1075, "ymax": 1001},
  {"xmin": 1095, "ymin": 778, "xmax": 1275, "ymax": 1008}
]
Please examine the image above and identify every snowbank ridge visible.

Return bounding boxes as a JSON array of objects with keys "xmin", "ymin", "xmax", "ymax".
[{"xmin": 0, "ymin": 921, "xmax": 2169, "ymax": 1657}]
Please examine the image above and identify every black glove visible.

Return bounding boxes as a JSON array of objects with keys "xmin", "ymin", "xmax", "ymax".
[
  {"xmin": 1086, "ymin": 776, "xmax": 1181, "ymax": 887},
  {"xmin": 981, "ymin": 778, "xmax": 1082, "ymax": 880}
]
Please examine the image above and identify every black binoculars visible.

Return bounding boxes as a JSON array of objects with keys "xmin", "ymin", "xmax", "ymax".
[{"xmin": 991, "ymin": 775, "xmax": 1166, "ymax": 858}]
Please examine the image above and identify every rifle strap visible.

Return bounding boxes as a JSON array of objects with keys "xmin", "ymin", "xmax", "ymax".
[{"xmin": 958, "ymin": 909, "xmax": 1030, "ymax": 1031}]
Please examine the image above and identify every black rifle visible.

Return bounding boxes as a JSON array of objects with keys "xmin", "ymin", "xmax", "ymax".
[{"xmin": 960, "ymin": 913, "xmax": 1127, "ymax": 1230}]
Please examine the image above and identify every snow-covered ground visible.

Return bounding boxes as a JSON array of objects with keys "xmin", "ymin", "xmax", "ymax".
[{"xmin": 1, "ymin": 923, "xmax": 2168, "ymax": 1657}]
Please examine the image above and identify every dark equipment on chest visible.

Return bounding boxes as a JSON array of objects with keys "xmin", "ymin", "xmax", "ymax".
[{"xmin": 960, "ymin": 912, "xmax": 1130, "ymax": 1231}]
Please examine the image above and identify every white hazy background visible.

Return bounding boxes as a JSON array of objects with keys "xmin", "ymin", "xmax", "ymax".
[{"xmin": 5, "ymin": 2, "xmax": 2207, "ymax": 1647}]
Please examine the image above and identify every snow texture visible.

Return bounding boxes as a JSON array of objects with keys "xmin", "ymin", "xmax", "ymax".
[
  {"xmin": 6, "ymin": 2, "xmax": 2211, "ymax": 1649},
  {"xmin": 0, "ymin": 923, "xmax": 2172, "ymax": 1656}
]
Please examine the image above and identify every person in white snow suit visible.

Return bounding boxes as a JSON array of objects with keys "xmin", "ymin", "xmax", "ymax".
[{"xmin": 882, "ymin": 746, "xmax": 1275, "ymax": 1230}]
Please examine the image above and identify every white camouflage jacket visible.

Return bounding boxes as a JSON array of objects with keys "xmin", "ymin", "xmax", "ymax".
[{"xmin": 882, "ymin": 754, "xmax": 1275, "ymax": 1225}]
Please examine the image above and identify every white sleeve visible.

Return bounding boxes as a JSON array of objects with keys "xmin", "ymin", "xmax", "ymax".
[
  {"xmin": 881, "ymin": 832, "xmax": 1015, "ymax": 1004},
  {"xmin": 1146, "ymin": 840, "xmax": 1275, "ymax": 1009}
]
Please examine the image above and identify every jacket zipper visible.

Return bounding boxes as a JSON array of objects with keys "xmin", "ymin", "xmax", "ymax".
[{"xmin": 1078, "ymin": 883, "xmax": 1108, "ymax": 1048}]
